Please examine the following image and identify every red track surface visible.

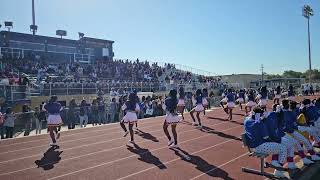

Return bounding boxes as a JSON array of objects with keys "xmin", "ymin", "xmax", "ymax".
[{"xmin": 0, "ymin": 96, "xmax": 318, "ymax": 180}]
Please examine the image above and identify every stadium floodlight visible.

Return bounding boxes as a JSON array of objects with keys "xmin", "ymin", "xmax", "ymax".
[
  {"xmin": 30, "ymin": 25, "xmax": 38, "ymax": 34},
  {"xmin": 78, "ymin": 32, "xmax": 85, "ymax": 39},
  {"xmin": 4, "ymin": 21, "xmax": 13, "ymax": 31},
  {"xmin": 56, "ymin": 30, "xmax": 67, "ymax": 39},
  {"xmin": 302, "ymin": 5, "xmax": 314, "ymax": 83}
]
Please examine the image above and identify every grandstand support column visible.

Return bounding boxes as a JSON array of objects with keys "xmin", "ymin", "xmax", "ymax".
[
  {"xmin": 67, "ymin": 84, "xmax": 69, "ymax": 95},
  {"xmin": 82, "ymin": 83, "xmax": 84, "ymax": 94},
  {"xmin": 49, "ymin": 83, "xmax": 52, "ymax": 97}
]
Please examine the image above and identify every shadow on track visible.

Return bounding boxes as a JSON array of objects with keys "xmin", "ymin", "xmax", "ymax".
[
  {"xmin": 135, "ymin": 129, "xmax": 159, "ymax": 142},
  {"xmin": 127, "ymin": 143, "xmax": 166, "ymax": 169},
  {"xmin": 207, "ymin": 117, "xmax": 244, "ymax": 125},
  {"xmin": 171, "ymin": 147, "xmax": 234, "ymax": 180},
  {"xmin": 200, "ymin": 126, "xmax": 242, "ymax": 141},
  {"xmin": 34, "ymin": 146, "xmax": 63, "ymax": 170}
]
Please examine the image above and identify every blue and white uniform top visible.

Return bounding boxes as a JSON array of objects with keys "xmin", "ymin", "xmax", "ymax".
[
  {"xmin": 248, "ymin": 94, "xmax": 255, "ymax": 102},
  {"xmin": 226, "ymin": 93, "xmax": 235, "ymax": 102},
  {"xmin": 264, "ymin": 112, "xmax": 285, "ymax": 143},
  {"xmin": 194, "ymin": 95, "xmax": 204, "ymax": 112},
  {"xmin": 121, "ymin": 101, "xmax": 140, "ymax": 123},
  {"xmin": 259, "ymin": 91, "xmax": 268, "ymax": 100},
  {"xmin": 282, "ymin": 110, "xmax": 298, "ymax": 134},
  {"xmin": 244, "ymin": 117, "xmax": 269, "ymax": 148},
  {"xmin": 164, "ymin": 97, "xmax": 181, "ymax": 124},
  {"xmin": 238, "ymin": 92, "xmax": 245, "ymax": 99},
  {"xmin": 44, "ymin": 102, "xmax": 63, "ymax": 125}
]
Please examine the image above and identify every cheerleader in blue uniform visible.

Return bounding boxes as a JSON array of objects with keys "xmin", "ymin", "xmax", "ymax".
[
  {"xmin": 287, "ymin": 85, "xmax": 295, "ymax": 101},
  {"xmin": 236, "ymin": 89, "xmax": 245, "ymax": 110},
  {"xmin": 225, "ymin": 89, "xmax": 235, "ymax": 120},
  {"xmin": 257, "ymin": 86, "xmax": 268, "ymax": 111},
  {"xmin": 245, "ymin": 90, "xmax": 257, "ymax": 116},
  {"xmin": 202, "ymin": 88, "xmax": 209, "ymax": 115},
  {"xmin": 274, "ymin": 86, "xmax": 281, "ymax": 104},
  {"xmin": 190, "ymin": 89, "xmax": 204, "ymax": 129},
  {"xmin": 177, "ymin": 87, "xmax": 186, "ymax": 120},
  {"xmin": 120, "ymin": 92, "xmax": 140, "ymax": 144},
  {"xmin": 44, "ymin": 96, "xmax": 63, "ymax": 146},
  {"xmin": 163, "ymin": 89, "xmax": 181, "ymax": 148}
]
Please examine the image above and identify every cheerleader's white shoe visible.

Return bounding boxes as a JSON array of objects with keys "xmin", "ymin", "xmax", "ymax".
[
  {"xmin": 169, "ymin": 144, "xmax": 178, "ymax": 149},
  {"xmin": 192, "ymin": 122, "xmax": 198, "ymax": 126},
  {"xmin": 123, "ymin": 131, "xmax": 129, "ymax": 137},
  {"xmin": 50, "ymin": 142, "xmax": 57, "ymax": 146},
  {"xmin": 167, "ymin": 140, "xmax": 174, "ymax": 146},
  {"xmin": 56, "ymin": 132, "xmax": 61, "ymax": 140}
]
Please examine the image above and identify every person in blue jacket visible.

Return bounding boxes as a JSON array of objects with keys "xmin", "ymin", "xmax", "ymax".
[{"xmin": 244, "ymin": 107, "xmax": 287, "ymax": 178}]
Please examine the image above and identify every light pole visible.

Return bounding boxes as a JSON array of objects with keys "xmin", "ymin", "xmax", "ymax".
[
  {"xmin": 302, "ymin": 5, "xmax": 314, "ymax": 84},
  {"xmin": 30, "ymin": 0, "xmax": 38, "ymax": 35}
]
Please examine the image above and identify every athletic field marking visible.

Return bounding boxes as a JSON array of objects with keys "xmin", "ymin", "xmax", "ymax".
[
  {"xmin": 44, "ymin": 126, "xmax": 242, "ymax": 180},
  {"xmin": 0, "ymin": 121, "xmax": 239, "ymax": 176}
]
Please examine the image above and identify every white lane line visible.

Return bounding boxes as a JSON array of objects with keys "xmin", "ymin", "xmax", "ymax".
[
  {"xmin": 47, "ymin": 125, "xmax": 242, "ymax": 180},
  {"xmin": 0, "ymin": 120, "xmax": 237, "ymax": 175},
  {"xmin": 0, "ymin": 121, "xmax": 163, "ymax": 156},
  {"xmin": 190, "ymin": 152, "xmax": 249, "ymax": 180},
  {"xmin": 0, "ymin": 114, "xmax": 225, "ymax": 158},
  {"xmin": 0, "ymin": 115, "xmax": 166, "ymax": 148},
  {"xmin": 0, "ymin": 112, "xmax": 227, "ymax": 164}
]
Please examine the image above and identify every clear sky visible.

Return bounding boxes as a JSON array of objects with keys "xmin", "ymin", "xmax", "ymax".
[{"xmin": 0, "ymin": 0, "xmax": 319, "ymax": 75}]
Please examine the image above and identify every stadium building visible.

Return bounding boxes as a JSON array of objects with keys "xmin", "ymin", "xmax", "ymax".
[{"xmin": 0, "ymin": 30, "xmax": 114, "ymax": 63}]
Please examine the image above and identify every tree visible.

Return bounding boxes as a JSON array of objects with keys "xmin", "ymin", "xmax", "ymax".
[{"xmin": 282, "ymin": 70, "xmax": 304, "ymax": 78}]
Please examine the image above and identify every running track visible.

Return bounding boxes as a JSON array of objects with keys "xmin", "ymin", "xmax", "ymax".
[{"xmin": 0, "ymin": 96, "xmax": 318, "ymax": 180}]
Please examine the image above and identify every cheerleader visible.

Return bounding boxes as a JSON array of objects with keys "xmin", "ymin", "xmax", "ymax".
[
  {"xmin": 120, "ymin": 92, "xmax": 140, "ymax": 144},
  {"xmin": 220, "ymin": 89, "xmax": 228, "ymax": 114},
  {"xmin": 44, "ymin": 96, "xmax": 63, "ymax": 146},
  {"xmin": 202, "ymin": 88, "xmax": 209, "ymax": 115},
  {"xmin": 274, "ymin": 86, "xmax": 281, "ymax": 104},
  {"xmin": 244, "ymin": 107, "xmax": 287, "ymax": 178},
  {"xmin": 257, "ymin": 86, "xmax": 268, "ymax": 111},
  {"xmin": 190, "ymin": 89, "xmax": 204, "ymax": 128},
  {"xmin": 163, "ymin": 89, "xmax": 181, "ymax": 148},
  {"xmin": 177, "ymin": 87, "xmax": 186, "ymax": 120},
  {"xmin": 225, "ymin": 89, "xmax": 235, "ymax": 120},
  {"xmin": 236, "ymin": 89, "xmax": 245, "ymax": 110},
  {"xmin": 287, "ymin": 85, "xmax": 295, "ymax": 101},
  {"xmin": 245, "ymin": 90, "xmax": 256, "ymax": 116}
]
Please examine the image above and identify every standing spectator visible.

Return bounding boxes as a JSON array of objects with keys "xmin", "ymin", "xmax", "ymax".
[
  {"xmin": 4, "ymin": 108, "xmax": 15, "ymax": 138},
  {"xmin": 97, "ymin": 88, "xmax": 104, "ymax": 100},
  {"xmin": 39, "ymin": 102, "xmax": 47, "ymax": 132},
  {"xmin": 97, "ymin": 97, "xmax": 105, "ymax": 124},
  {"xmin": 0, "ymin": 111, "xmax": 4, "ymax": 139},
  {"xmin": 67, "ymin": 99, "xmax": 77, "ymax": 129},
  {"xmin": 109, "ymin": 98, "xmax": 117, "ymax": 123},
  {"xmin": 91, "ymin": 99, "xmax": 99, "ymax": 126},
  {"xmin": 34, "ymin": 107, "xmax": 42, "ymax": 134},
  {"xmin": 79, "ymin": 100, "xmax": 89, "ymax": 128},
  {"xmin": 21, "ymin": 104, "xmax": 32, "ymax": 136},
  {"xmin": 138, "ymin": 96, "xmax": 146, "ymax": 119}
]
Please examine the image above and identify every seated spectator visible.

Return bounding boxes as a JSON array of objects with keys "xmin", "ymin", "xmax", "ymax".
[{"xmin": 244, "ymin": 107, "xmax": 287, "ymax": 178}]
